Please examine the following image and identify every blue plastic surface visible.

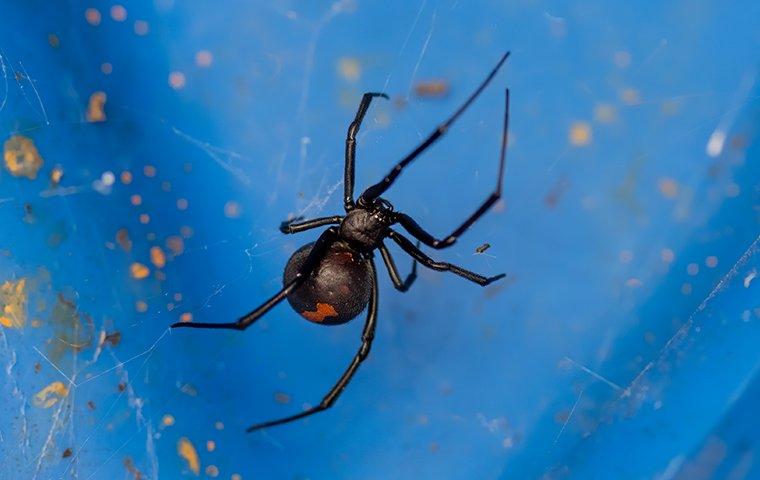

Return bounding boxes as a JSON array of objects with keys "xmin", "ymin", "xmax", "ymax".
[{"xmin": 1, "ymin": 1, "xmax": 759, "ymax": 479}]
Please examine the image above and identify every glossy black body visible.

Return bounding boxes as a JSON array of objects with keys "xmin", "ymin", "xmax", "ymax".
[
  {"xmin": 172, "ymin": 52, "xmax": 512, "ymax": 432},
  {"xmin": 284, "ymin": 241, "xmax": 372, "ymax": 325}
]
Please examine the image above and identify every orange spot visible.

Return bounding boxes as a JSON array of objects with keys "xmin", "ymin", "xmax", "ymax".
[
  {"xmin": 150, "ymin": 246, "xmax": 166, "ymax": 268},
  {"xmin": 4, "ymin": 135, "xmax": 44, "ymax": 179},
  {"xmin": 169, "ymin": 71, "xmax": 186, "ymax": 90},
  {"xmin": 33, "ymin": 381, "xmax": 68, "ymax": 408},
  {"xmin": 179, "ymin": 312, "xmax": 193, "ymax": 323},
  {"xmin": 130, "ymin": 194, "xmax": 142, "ymax": 206},
  {"xmin": 302, "ymin": 303, "xmax": 338, "ymax": 322},
  {"xmin": 162, "ymin": 414, "xmax": 175, "ymax": 426},
  {"xmin": 130, "ymin": 263, "xmax": 150, "ymax": 279},
  {"xmin": 86, "ymin": 91, "xmax": 107, "ymax": 122},
  {"xmin": 85, "ymin": 8, "xmax": 101, "ymax": 25},
  {"xmin": 177, "ymin": 437, "xmax": 200, "ymax": 475},
  {"xmin": 0, "ymin": 278, "xmax": 27, "ymax": 328}
]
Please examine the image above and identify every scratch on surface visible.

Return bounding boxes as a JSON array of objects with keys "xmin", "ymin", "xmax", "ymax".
[
  {"xmin": 705, "ymin": 71, "xmax": 757, "ymax": 158},
  {"xmin": 554, "ymin": 389, "xmax": 584, "ymax": 445},
  {"xmin": 563, "ymin": 356, "xmax": 622, "ymax": 391},
  {"xmin": 170, "ymin": 126, "xmax": 252, "ymax": 186},
  {"xmin": 0, "ymin": 51, "xmax": 8, "ymax": 112},
  {"xmin": 296, "ymin": 177, "xmax": 342, "ymax": 219},
  {"xmin": 32, "ymin": 372, "xmax": 75, "ymax": 479},
  {"xmin": 382, "ymin": 0, "xmax": 427, "ymax": 92},
  {"xmin": 294, "ymin": 0, "xmax": 354, "ymax": 193},
  {"xmin": 17, "ymin": 60, "xmax": 49, "ymax": 125},
  {"xmin": 33, "ymin": 346, "xmax": 75, "ymax": 385},
  {"xmin": 62, "ymin": 327, "xmax": 170, "ymax": 478},
  {"xmin": 110, "ymin": 349, "xmax": 160, "ymax": 480},
  {"xmin": 622, "ymin": 234, "xmax": 760, "ymax": 400},
  {"xmin": 1, "ymin": 328, "xmax": 30, "ymax": 459},
  {"xmin": 406, "ymin": 9, "xmax": 437, "ymax": 102}
]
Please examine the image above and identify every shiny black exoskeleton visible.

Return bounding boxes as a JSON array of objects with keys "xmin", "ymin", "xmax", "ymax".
[{"xmin": 172, "ymin": 52, "xmax": 513, "ymax": 432}]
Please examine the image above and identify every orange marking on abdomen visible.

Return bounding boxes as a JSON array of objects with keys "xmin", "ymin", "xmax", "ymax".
[{"xmin": 302, "ymin": 303, "xmax": 338, "ymax": 322}]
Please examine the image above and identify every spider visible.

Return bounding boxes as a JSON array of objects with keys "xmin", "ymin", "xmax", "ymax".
[{"xmin": 172, "ymin": 52, "xmax": 511, "ymax": 431}]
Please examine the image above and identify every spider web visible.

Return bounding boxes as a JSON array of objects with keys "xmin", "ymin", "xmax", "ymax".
[{"xmin": 0, "ymin": 1, "xmax": 759, "ymax": 479}]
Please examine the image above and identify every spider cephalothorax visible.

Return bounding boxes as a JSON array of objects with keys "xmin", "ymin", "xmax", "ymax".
[{"xmin": 173, "ymin": 52, "xmax": 512, "ymax": 432}]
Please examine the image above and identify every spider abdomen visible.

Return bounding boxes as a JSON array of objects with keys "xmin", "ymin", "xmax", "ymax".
[{"xmin": 284, "ymin": 242, "xmax": 372, "ymax": 325}]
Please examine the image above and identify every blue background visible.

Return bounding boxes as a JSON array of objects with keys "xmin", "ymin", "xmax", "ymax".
[{"xmin": 0, "ymin": 1, "xmax": 758, "ymax": 479}]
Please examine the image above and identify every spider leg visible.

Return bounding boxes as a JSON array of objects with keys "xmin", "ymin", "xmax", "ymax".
[
  {"xmin": 358, "ymin": 52, "xmax": 510, "ymax": 205},
  {"xmin": 280, "ymin": 215, "xmax": 343, "ymax": 234},
  {"xmin": 246, "ymin": 258, "xmax": 379, "ymax": 432},
  {"xmin": 378, "ymin": 241, "xmax": 418, "ymax": 292},
  {"xmin": 387, "ymin": 230, "xmax": 504, "ymax": 286},
  {"xmin": 171, "ymin": 227, "xmax": 339, "ymax": 331},
  {"xmin": 394, "ymin": 89, "xmax": 510, "ymax": 249},
  {"xmin": 344, "ymin": 92, "xmax": 389, "ymax": 211}
]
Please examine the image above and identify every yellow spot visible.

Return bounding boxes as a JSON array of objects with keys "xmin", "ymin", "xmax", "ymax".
[
  {"xmin": 135, "ymin": 300, "xmax": 148, "ymax": 313},
  {"xmin": 86, "ymin": 91, "xmax": 107, "ymax": 122},
  {"xmin": 302, "ymin": 303, "xmax": 338, "ymax": 323},
  {"xmin": 130, "ymin": 263, "xmax": 150, "ymax": 280},
  {"xmin": 206, "ymin": 440, "xmax": 215, "ymax": 452},
  {"xmin": 150, "ymin": 246, "xmax": 166, "ymax": 268},
  {"xmin": 177, "ymin": 437, "xmax": 201, "ymax": 475},
  {"xmin": 50, "ymin": 166, "xmax": 64, "ymax": 186},
  {"xmin": 4, "ymin": 135, "xmax": 44, "ymax": 179},
  {"xmin": 33, "ymin": 381, "xmax": 69, "ymax": 408},
  {"xmin": 179, "ymin": 312, "xmax": 193, "ymax": 323},
  {"xmin": 337, "ymin": 57, "xmax": 361, "ymax": 82},
  {"xmin": 568, "ymin": 122, "xmax": 592, "ymax": 147},
  {"xmin": 162, "ymin": 414, "xmax": 175, "ymax": 426},
  {"xmin": 0, "ymin": 278, "xmax": 27, "ymax": 328},
  {"xmin": 195, "ymin": 50, "xmax": 213, "ymax": 68}
]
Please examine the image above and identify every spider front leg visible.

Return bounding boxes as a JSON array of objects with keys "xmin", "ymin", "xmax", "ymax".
[
  {"xmin": 387, "ymin": 230, "xmax": 504, "ymax": 286},
  {"xmin": 394, "ymin": 89, "xmax": 510, "ymax": 249},
  {"xmin": 358, "ymin": 53, "xmax": 509, "ymax": 205},
  {"xmin": 279, "ymin": 215, "xmax": 343, "ymax": 234},
  {"xmin": 171, "ymin": 227, "xmax": 339, "ymax": 331},
  {"xmin": 378, "ymin": 241, "xmax": 418, "ymax": 292},
  {"xmin": 246, "ymin": 258, "xmax": 379, "ymax": 432},
  {"xmin": 344, "ymin": 92, "xmax": 389, "ymax": 211}
]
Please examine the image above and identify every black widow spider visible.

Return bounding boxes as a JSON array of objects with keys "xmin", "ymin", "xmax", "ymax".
[{"xmin": 172, "ymin": 52, "xmax": 511, "ymax": 431}]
